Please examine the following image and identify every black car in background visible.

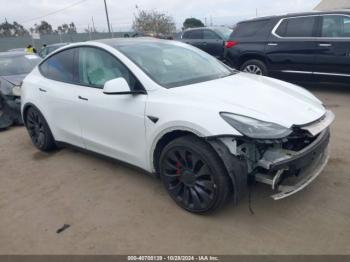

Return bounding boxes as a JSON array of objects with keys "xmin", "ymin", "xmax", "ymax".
[
  {"xmin": 0, "ymin": 52, "xmax": 41, "ymax": 129},
  {"xmin": 181, "ymin": 27, "xmax": 233, "ymax": 59},
  {"xmin": 39, "ymin": 43, "xmax": 69, "ymax": 58},
  {"xmin": 224, "ymin": 11, "xmax": 350, "ymax": 85}
]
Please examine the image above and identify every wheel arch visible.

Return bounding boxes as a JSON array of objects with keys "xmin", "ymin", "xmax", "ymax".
[
  {"xmin": 238, "ymin": 52, "xmax": 267, "ymax": 68},
  {"xmin": 22, "ymin": 103, "xmax": 53, "ymax": 134},
  {"xmin": 22, "ymin": 102, "xmax": 40, "ymax": 125},
  {"xmin": 151, "ymin": 128, "xmax": 202, "ymax": 175},
  {"xmin": 151, "ymin": 128, "xmax": 244, "ymax": 201}
]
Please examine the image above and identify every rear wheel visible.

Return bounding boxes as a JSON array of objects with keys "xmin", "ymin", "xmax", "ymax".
[
  {"xmin": 241, "ymin": 59, "xmax": 268, "ymax": 76},
  {"xmin": 159, "ymin": 135, "xmax": 231, "ymax": 214},
  {"xmin": 25, "ymin": 107, "xmax": 56, "ymax": 151}
]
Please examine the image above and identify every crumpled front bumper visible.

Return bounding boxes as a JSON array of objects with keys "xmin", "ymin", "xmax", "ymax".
[
  {"xmin": 255, "ymin": 128, "xmax": 330, "ymax": 200},
  {"xmin": 271, "ymin": 146, "xmax": 329, "ymax": 200},
  {"xmin": 0, "ymin": 95, "xmax": 22, "ymax": 129}
]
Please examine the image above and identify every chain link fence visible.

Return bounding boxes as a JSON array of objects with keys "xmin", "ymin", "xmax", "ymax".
[{"xmin": 0, "ymin": 32, "xmax": 132, "ymax": 52}]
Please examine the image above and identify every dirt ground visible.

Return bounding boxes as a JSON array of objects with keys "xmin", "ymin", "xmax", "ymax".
[{"xmin": 0, "ymin": 84, "xmax": 349, "ymax": 255}]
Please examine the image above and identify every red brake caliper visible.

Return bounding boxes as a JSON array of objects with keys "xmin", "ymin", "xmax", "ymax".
[{"xmin": 176, "ymin": 162, "xmax": 182, "ymax": 175}]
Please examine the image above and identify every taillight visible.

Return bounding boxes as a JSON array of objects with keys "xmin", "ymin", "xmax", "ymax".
[{"xmin": 225, "ymin": 41, "xmax": 238, "ymax": 48}]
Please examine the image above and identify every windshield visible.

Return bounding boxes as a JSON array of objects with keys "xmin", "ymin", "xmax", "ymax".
[
  {"xmin": 116, "ymin": 42, "xmax": 233, "ymax": 88},
  {"xmin": 215, "ymin": 27, "xmax": 233, "ymax": 40},
  {"xmin": 0, "ymin": 54, "xmax": 41, "ymax": 76}
]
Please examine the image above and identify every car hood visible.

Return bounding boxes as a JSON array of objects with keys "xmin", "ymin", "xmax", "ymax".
[
  {"xmin": 0, "ymin": 74, "xmax": 26, "ymax": 95},
  {"xmin": 168, "ymin": 73, "xmax": 326, "ymax": 128},
  {"xmin": 0, "ymin": 74, "xmax": 26, "ymax": 86}
]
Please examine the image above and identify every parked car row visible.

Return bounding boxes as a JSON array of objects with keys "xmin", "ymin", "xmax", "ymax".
[{"xmin": 182, "ymin": 11, "xmax": 350, "ymax": 86}]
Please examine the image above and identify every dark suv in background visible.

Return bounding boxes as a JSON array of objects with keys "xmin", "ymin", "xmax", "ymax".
[
  {"xmin": 181, "ymin": 27, "xmax": 233, "ymax": 59},
  {"xmin": 224, "ymin": 11, "xmax": 350, "ymax": 85}
]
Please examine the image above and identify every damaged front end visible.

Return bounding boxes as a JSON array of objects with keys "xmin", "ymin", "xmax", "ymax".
[
  {"xmin": 0, "ymin": 80, "xmax": 22, "ymax": 130},
  {"xmin": 210, "ymin": 110, "xmax": 334, "ymax": 200}
]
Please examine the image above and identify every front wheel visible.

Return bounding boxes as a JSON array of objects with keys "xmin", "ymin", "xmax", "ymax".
[
  {"xmin": 159, "ymin": 136, "xmax": 231, "ymax": 214},
  {"xmin": 241, "ymin": 59, "xmax": 268, "ymax": 76}
]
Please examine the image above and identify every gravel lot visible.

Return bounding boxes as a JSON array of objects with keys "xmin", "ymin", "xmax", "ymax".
[{"xmin": 0, "ymin": 84, "xmax": 349, "ymax": 255}]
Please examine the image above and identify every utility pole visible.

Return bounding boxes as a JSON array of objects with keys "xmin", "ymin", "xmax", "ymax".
[
  {"xmin": 111, "ymin": 23, "xmax": 114, "ymax": 37},
  {"xmin": 91, "ymin": 16, "xmax": 96, "ymax": 32},
  {"xmin": 103, "ymin": 0, "xmax": 111, "ymax": 35}
]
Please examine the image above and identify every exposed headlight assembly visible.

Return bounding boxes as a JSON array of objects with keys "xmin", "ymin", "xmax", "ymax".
[
  {"xmin": 12, "ymin": 86, "xmax": 21, "ymax": 97},
  {"xmin": 220, "ymin": 112, "xmax": 292, "ymax": 139}
]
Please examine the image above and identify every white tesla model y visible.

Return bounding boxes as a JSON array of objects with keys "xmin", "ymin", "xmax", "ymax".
[{"xmin": 21, "ymin": 38, "xmax": 334, "ymax": 213}]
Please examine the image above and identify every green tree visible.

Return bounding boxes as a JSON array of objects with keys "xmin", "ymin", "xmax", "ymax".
[
  {"xmin": 183, "ymin": 18, "xmax": 205, "ymax": 30},
  {"xmin": 0, "ymin": 19, "xmax": 28, "ymax": 37},
  {"xmin": 34, "ymin": 21, "xmax": 53, "ymax": 35},
  {"xmin": 68, "ymin": 22, "xmax": 77, "ymax": 33},
  {"xmin": 132, "ymin": 9, "xmax": 176, "ymax": 35}
]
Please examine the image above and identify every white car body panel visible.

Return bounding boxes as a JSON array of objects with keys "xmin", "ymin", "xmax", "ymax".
[
  {"xmin": 74, "ymin": 84, "xmax": 148, "ymax": 168},
  {"xmin": 21, "ymin": 40, "xmax": 328, "ymax": 173},
  {"xmin": 22, "ymin": 68, "xmax": 84, "ymax": 147}
]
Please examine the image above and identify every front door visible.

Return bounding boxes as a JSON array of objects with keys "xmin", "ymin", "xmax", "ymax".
[{"xmin": 75, "ymin": 46, "xmax": 148, "ymax": 168}]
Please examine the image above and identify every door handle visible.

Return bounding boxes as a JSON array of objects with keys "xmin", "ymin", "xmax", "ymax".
[
  {"xmin": 39, "ymin": 88, "xmax": 47, "ymax": 92},
  {"xmin": 268, "ymin": 43, "xmax": 278, "ymax": 46},
  {"xmin": 78, "ymin": 95, "xmax": 88, "ymax": 101},
  {"xmin": 319, "ymin": 43, "xmax": 332, "ymax": 47}
]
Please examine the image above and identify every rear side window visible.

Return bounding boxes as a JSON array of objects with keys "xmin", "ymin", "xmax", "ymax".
[
  {"xmin": 234, "ymin": 20, "xmax": 271, "ymax": 38},
  {"xmin": 40, "ymin": 48, "xmax": 75, "ymax": 82},
  {"xmin": 275, "ymin": 16, "xmax": 317, "ymax": 37},
  {"xmin": 321, "ymin": 15, "xmax": 350, "ymax": 37},
  {"xmin": 182, "ymin": 30, "xmax": 203, "ymax": 39},
  {"xmin": 203, "ymin": 30, "xmax": 220, "ymax": 39}
]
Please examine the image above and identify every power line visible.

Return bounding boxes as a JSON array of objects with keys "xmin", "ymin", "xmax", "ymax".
[{"xmin": 20, "ymin": 0, "xmax": 88, "ymax": 24}]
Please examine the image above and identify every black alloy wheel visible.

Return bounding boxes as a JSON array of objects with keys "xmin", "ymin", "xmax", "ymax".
[
  {"xmin": 160, "ymin": 136, "xmax": 231, "ymax": 214},
  {"xmin": 25, "ymin": 107, "xmax": 56, "ymax": 151}
]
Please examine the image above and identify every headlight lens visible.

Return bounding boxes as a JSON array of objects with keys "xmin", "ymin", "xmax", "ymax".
[
  {"xmin": 12, "ymin": 86, "xmax": 21, "ymax": 97},
  {"xmin": 220, "ymin": 113, "xmax": 292, "ymax": 139}
]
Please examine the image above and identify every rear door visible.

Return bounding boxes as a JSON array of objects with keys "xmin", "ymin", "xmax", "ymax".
[
  {"xmin": 314, "ymin": 14, "xmax": 350, "ymax": 83},
  {"xmin": 38, "ymin": 48, "xmax": 84, "ymax": 147},
  {"xmin": 202, "ymin": 29, "xmax": 224, "ymax": 58},
  {"xmin": 265, "ymin": 15, "xmax": 319, "ymax": 82}
]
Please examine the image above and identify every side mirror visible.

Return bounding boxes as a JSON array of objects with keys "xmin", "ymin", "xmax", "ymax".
[{"xmin": 103, "ymin": 77, "xmax": 146, "ymax": 95}]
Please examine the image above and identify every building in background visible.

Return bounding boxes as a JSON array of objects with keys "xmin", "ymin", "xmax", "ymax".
[{"xmin": 314, "ymin": 0, "xmax": 350, "ymax": 11}]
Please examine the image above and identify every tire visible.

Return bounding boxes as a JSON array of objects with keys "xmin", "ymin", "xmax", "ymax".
[
  {"xmin": 25, "ymin": 107, "xmax": 56, "ymax": 151},
  {"xmin": 240, "ymin": 59, "xmax": 268, "ymax": 76},
  {"xmin": 159, "ymin": 135, "xmax": 231, "ymax": 214}
]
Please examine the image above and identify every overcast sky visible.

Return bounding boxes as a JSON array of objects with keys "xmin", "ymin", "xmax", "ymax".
[{"xmin": 0, "ymin": 0, "xmax": 321, "ymax": 32}]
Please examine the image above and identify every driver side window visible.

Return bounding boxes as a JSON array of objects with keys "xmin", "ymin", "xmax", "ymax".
[{"xmin": 78, "ymin": 47, "xmax": 136, "ymax": 89}]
